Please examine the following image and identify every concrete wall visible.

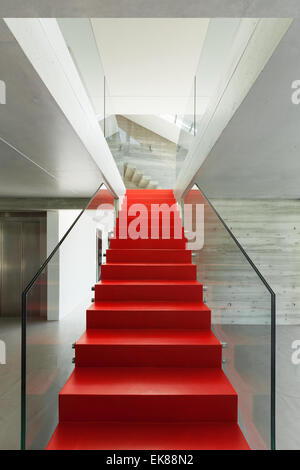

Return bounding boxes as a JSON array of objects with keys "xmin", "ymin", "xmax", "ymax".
[{"xmin": 207, "ymin": 199, "xmax": 300, "ymax": 325}]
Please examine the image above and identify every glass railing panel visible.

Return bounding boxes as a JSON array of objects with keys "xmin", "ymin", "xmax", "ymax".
[
  {"xmin": 183, "ymin": 184, "xmax": 275, "ymax": 450},
  {"xmin": 116, "ymin": 115, "xmax": 176, "ymax": 189},
  {"xmin": 22, "ymin": 183, "xmax": 116, "ymax": 449}
]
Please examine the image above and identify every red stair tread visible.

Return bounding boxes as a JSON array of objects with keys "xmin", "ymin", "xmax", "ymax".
[
  {"xmin": 47, "ymin": 421, "xmax": 250, "ymax": 450},
  {"xmin": 86, "ymin": 301, "xmax": 211, "ymax": 330},
  {"xmin": 76, "ymin": 329, "xmax": 219, "ymax": 346},
  {"xmin": 60, "ymin": 367, "xmax": 236, "ymax": 397},
  {"xmin": 97, "ymin": 280, "xmax": 202, "ymax": 286},
  {"xmin": 102, "ymin": 263, "xmax": 194, "ymax": 267},
  {"xmin": 101, "ymin": 263, "xmax": 196, "ymax": 281},
  {"xmin": 87, "ymin": 300, "xmax": 210, "ymax": 312}
]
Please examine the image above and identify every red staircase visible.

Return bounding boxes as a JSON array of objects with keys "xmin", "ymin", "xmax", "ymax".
[{"xmin": 47, "ymin": 189, "xmax": 250, "ymax": 450}]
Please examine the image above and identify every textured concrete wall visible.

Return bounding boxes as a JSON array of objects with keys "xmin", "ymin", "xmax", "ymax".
[{"xmin": 208, "ymin": 199, "xmax": 300, "ymax": 325}]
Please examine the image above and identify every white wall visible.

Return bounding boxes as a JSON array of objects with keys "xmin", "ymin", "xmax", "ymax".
[
  {"xmin": 46, "ymin": 210, "xmax": 100, "ymax": 320},
  {"xmin": 58, "ymin": 210, "xmax": 97, "ymax": 320}
]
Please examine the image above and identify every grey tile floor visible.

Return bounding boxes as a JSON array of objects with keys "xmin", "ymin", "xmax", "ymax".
[{"xmin": 0, "ymin": 315, "xmax": 299, "ymax": 449}]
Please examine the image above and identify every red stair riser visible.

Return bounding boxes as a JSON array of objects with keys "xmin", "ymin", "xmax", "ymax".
[
  {"xmin": 115, "ymin": 225, "xmax": 184, "ymax": 235},
  {"xmin": 106, "ymin": 249, "xmax": 192, "ymax": 264},
  {"xmin": 101, "ymin": 264, "xmax": 197, "ymax": 280},
  {"xmin": 115, "ymin": 227, "xmax": 184, "ymax": 241},
  {"xmin": 123, "ymin": 200, "xmax": 177, "ymax": 206},
  {"xmin": 59, "ymin": 395, "xmax": 237, "ymax": 422},
  {"xmin": 125, "ymin": 189, "xmax": 173, "ymax": 193},
  {"xmin": 95, "ymin": 283, "xmax": 203, "ymax": 301},
  {"xmin": 46, "ymin": 421, "xmax": 250, "ymax": 450},
  {"xmin": 121, "ymin": 201, "xmax": 177, "ymax": 208},
  {"xmin": 86, "ymin": 308, "xmax": 211, "ymax": 329},
  {"xmin": 125, "ymin": 195, "xmax": 176, "ymax": 199},
  {"xmin": 117, "ymin": 212, "xmax": 182, "ymax": 222},
  {"xmin": 109, "ymin": 239, "xmax": 186, "ymax": 249},
  {"xmin": 115, "ymin": 220, "xmax": 184, "ymax": 229},
  {"xmin": 114, "ymin": 227, "xmax": 185, "ymax": 240},
  {"xmin": 75, "ymin": 344, "xmax": 220, "ymax": 367}
]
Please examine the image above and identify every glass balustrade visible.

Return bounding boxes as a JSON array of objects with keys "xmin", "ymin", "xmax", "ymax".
[{"xmin": 182, "ymin": 184, "xmax": 275, "ymax": 449}]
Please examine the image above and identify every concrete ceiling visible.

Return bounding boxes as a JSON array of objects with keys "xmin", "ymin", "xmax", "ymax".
[
  {"xmin": 196, "ymin": 18, "xmax": 300, "ymax": 199},
  {"xmin": 91, "ymin": 19, "xmax": 209, "ymax": 114},
  {"xmin": 0, "ymin": 1, "xmax": 299, "ymax": 17},
  {"xmin": 0, "ymin": 19, "xmax": 103, "ymax": 198}
]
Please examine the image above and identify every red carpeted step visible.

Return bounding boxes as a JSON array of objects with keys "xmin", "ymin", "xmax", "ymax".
[
  {"xmin": 95, "ymin": 280, "xmax": 203, "ymax": 301},
  {"xmin": 115, "ymin": 222, "xmax": 184, "ymax": 239},
  {"xmin": 101, "ymin": 263, "xmax": 197, "ymax": 280},
  {"xmin": 58, "ymin": 367, "xmax": 236, "ymax": 422},
  {"xmin": 115, "ymin": 220, "xmax": 184, "ymax": 232},
  {"xmin": 86, "ymin": 301, "xmax": 211, "ymax": 329},
  {"xmin": 125, "ymin": 194, "xmax": 176, "ymax": 199},
  {"xmin": 75, "ymin": 329, "xmax": 220, "ymax": 367},
  {"xmin": 117, "ymin": 212, "xmax": 182, "ymax": 223},
  {"xmin": 106, "ymin": 249, "xmax": 192, "ymax": 264},
  {"xmin": 110, "ymin": 238, "xmax": 186, "ymax": 249},
  {"xmin": 47, "ymin": 421, "xmax": 250, "ymax": 450},
  {"xmin": 123, "ymin": 200, "xmax": 177, "ymax": 206},
  {"xmin": 125, "ymin": 189, "xmax": 174, "ymax": 196}
]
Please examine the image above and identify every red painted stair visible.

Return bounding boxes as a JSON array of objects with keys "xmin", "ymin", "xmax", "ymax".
[
  {"xmin": 47, "ymin": 422, "xmax": 249, "ymax": 450},
  {"xmin": 101, "ymin": 263, "xmax": 197, "ymax": 280},
  {"xmin": 74, "ymin": 329, "xmax": 221, "ymax": 367},
  {"xmin": 47, "ymin": 188, "xmax": 250, "ymax": 450},
  {"xmin": 107, "ymin": 249, "xmax": 192, "ymax": 264},
  {"xmin": 86, "ymin": 301, "xmax": 211, "ymax": 329},
  {"xmin": 94, "ymin": 280, "xmax": 203, "ymax": 301}
]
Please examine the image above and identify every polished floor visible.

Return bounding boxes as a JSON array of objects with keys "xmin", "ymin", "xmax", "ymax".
[{"xmin": 0, "ymin": 314, "xmax": 299, "ymax": 450}]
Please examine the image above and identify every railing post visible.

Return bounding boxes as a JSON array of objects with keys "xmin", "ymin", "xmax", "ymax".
[
  {"xmin": 271, "ymin": 292, "xmax": 276, "ymax": 450},
  {"xmin": 21, "ymin": 291, "xmax": 27, "ymax": 450}
]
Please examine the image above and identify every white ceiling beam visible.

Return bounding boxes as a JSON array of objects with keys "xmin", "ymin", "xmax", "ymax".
[{"xmin": 4, "ymin": 18, "xmax": 126, "ymax": 198}]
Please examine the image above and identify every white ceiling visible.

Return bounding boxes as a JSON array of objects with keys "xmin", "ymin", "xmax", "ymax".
[{"xmin": 91, "ymin": 19, "xmax": 209, "ymax": 114}]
